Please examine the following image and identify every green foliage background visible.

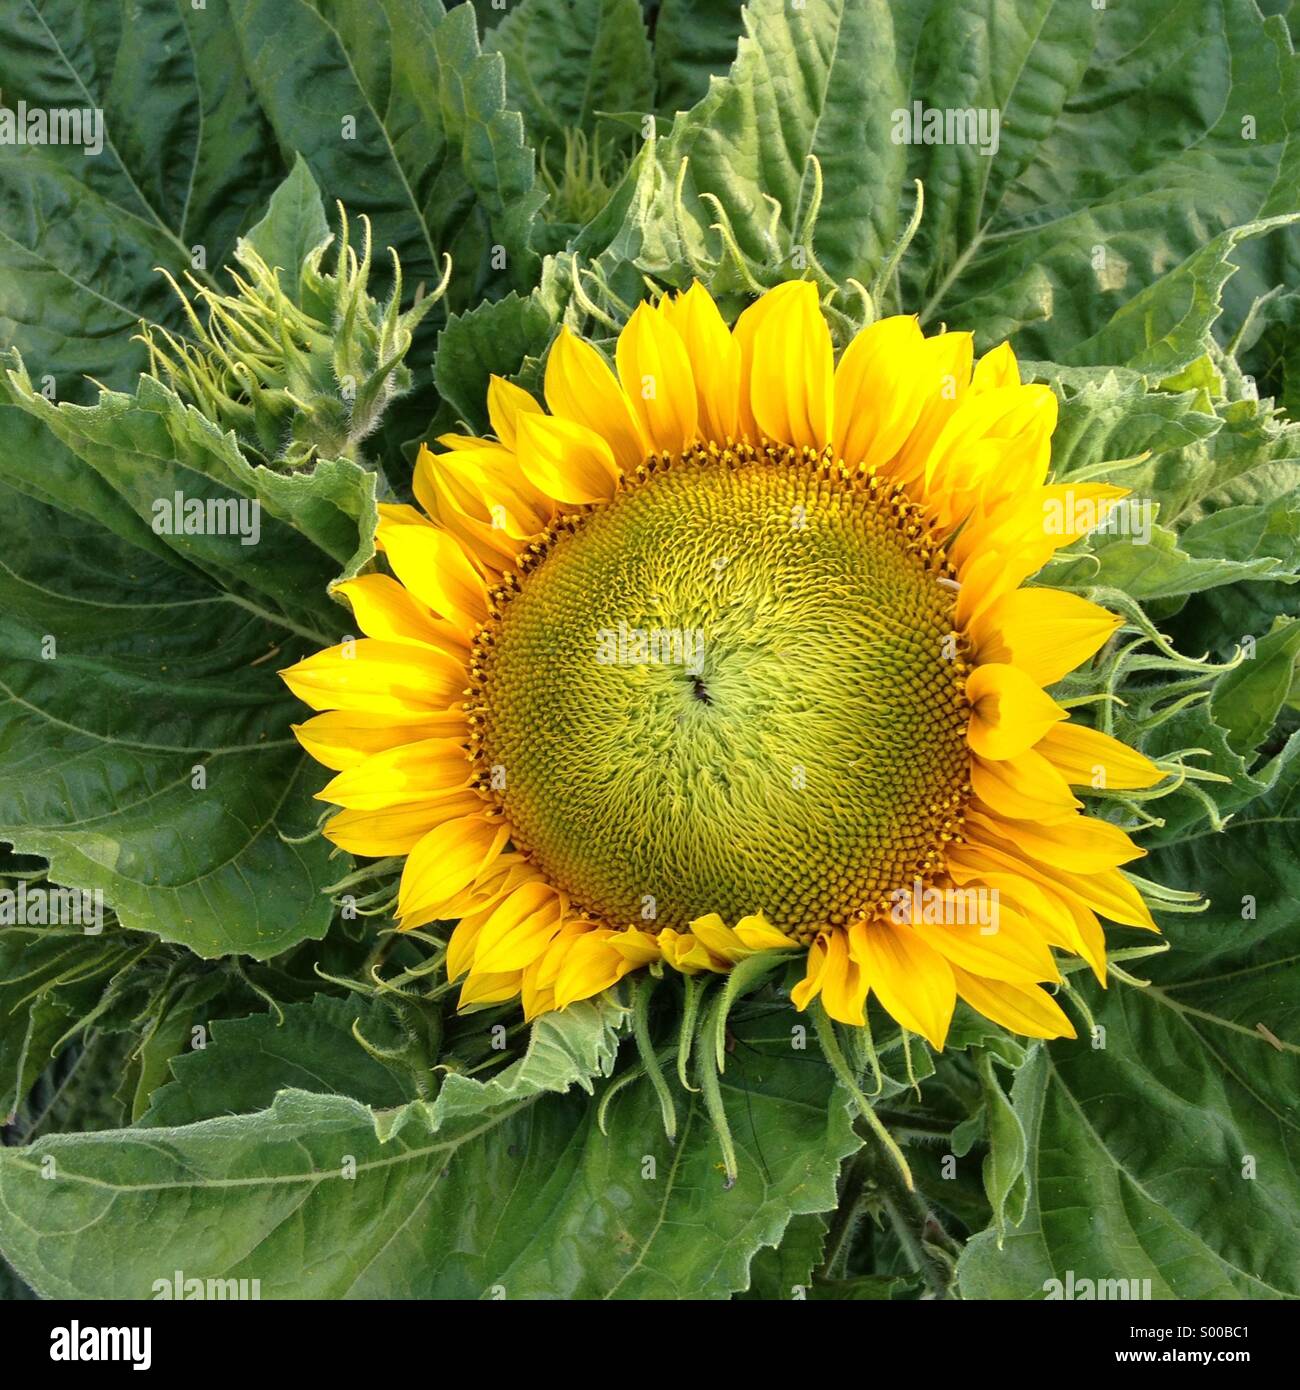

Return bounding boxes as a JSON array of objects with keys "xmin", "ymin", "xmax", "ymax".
[{"xmin": 0, "ymin": 0, "xmax": 1296, "ymax": 1299}]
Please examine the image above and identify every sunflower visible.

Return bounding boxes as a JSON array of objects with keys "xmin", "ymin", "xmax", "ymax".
[{"xmin": 281, "ymin": 280, "xmax": 1164, "ymax": 1049}]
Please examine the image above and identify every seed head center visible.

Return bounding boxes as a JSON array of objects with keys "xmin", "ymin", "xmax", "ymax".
[{"xmin": 468, "ymin": 444, "xmax": 971, "ymax": 932}]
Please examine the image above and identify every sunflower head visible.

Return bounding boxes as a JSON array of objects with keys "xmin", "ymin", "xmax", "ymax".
[{"xmin": 282, "ymin": 279, "xmax": 1165, "ymax": 1049}]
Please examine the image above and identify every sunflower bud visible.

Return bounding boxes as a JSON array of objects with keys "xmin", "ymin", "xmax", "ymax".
[{"xmin": 141, "ymin": 207, "xmax": 450, "ymax": 471}]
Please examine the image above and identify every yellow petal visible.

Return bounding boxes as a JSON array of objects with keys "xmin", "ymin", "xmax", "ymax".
[
  {"xmin": 377, "ymin": 521, "xmax": 489, "ymax": 638},
  {"xmin": 732, "ymin": 912, "xmax": 796, "ymax": 952},
  {"xmin": 658, "ymin": 927, "xmax": 724, "ymax": 975},
  {"xmin": 966, "ymin": 662, "xmax": 1067, "ymax": 760},
  {"xmin": 520, "ymin": 963, "xmax": 557, "ymax": 1021},
  {"xmin": 415, "ymin": 442, "xmax": 553, "ymax": 533},
  {"xmin": 447, "ymin": 912, "xmax": 486, "ymax": 981},
  {"xmin": 924, "ymin": 385, "xmax": 1056, "ymax": 526},
  {"xmin": 969, "ymin": 746, "xmax": 1081, "ymax": 821},
  {"xmin": 487, "ymin": 375, "xmax": 543, "ymax": 451},
  {"xmin": 735, "ymin": 281, "xmax": 832, "ymax": 449},
  {"xmin": 413, "ymin": 444, "xmax": 551, "ymax": 573},
  {"xmin": 966, "ymin": 806, "xmax": 1145, "ymax": 873},
  {"xmin": 952, "ymin": 481, "xmax": 1130, "ymax": 572},
  {"xmin": 791, "ymin": 933, "xmax": 830, "ymax": 1011},
  {"xmin": 660, "ymin": 280, "xmax": 740, "ymax": 442},
  {"xmin": 332, "ymin": 573, "xmax": 456, "ymax": 649},
  {"xmin": 608, "ymin": 927, "xmax": 664, "ymax": 966},
  {"xmin": 280, "ymin": 638, "xmax": 466, "ymax": 715},
  {"xmin": 316, "ymin": 737, "xmax": 474, "ymax": 810},
  {"xmin": 376, "ymin": 501, "xmax": 430, "ymax": 530},
  {"xmin": 821, "ymin": 926, "xmax": 867, "ymax": 1026},
  {"xmin": 544, "ymin": 326, "xmax": 647, "ymax": 470},
  {"xmin": 1062, "ymin": 897, "xmax": 1109, "ymax": 987},
  {"xmin": 292, "ymin": 708, "xmax": 462, "ymax": 771},
  {"xmin": 850, "ymin": 918, "xmax": 955, "ymax": 1048},
  {"xmin": 954, "ymin": 548, "xmax": 1036, "ymax": 629},
  {"xmin": 1037, "ymin": 721, "xmax": 1163, "ymax": 790},
  {"xmin": 886, "ymin": 330, "xmax": 973, "ymax": 485},
  {"xmin": 616, "ymin": 301, "xmax": 698, "ymax": 453},
  {"xmin": 687, "ymin": 912, "xmax": 747, "ymax": 964},
  {"xmin": 907, "ymin": 901, "xmax": 1059, "ymax": 986},
  {"xmin": 398, "ymin": 853, "xmax": 536, "ymax": 933},
  {"xmin": 516, "ymin": 410, "xmax": 621, "ymax": 506},
  {"xmin": 435, "ymin": 433, "xmax": 497, "ymax": 452},
  {"xmin": 833, "ymin": 314, "xmax": 929, "ymax": 469},
  {"xmin": 458, "ymin": 969, "xmax": 524, "ymax": 1007},
  {"xmin": 472, "ymin": 881, "xmax": 568, "ymax": 974},
  {"xmin": 947, "ymin": 849, "xmax": 1088, "ymax": 958},
  {"xmin": 527, "ymin": 919, "xmax": 594, "ymax": 990},
  {"xmin": 971, "ymin": 341, "xmax": 1020, "ymax": 392},
  {"xmin": 397, "ymin": 815, "xmax": 511, "ymax": 924},
  {"xmin": 951, "ymin": 838, "xmax": 1156, "ymax": 932},
  {"xmin": 324, "ymin": 793, "xmax": 484, "ymax": 855},
  {"xmin": 554, "ymin": 930, "xmax": 635, "ymax": 1008},
  {"xmin": 950, "ymin": 966, "xmax": 1076, "ymax": 1040},
  {"xmin": 971, "ymin": 588, "xmax": 1120, "ymax": 686}
]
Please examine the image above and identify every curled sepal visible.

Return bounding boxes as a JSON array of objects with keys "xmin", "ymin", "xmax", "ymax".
[
  {"xmin": 694, "ymin": 990, "xmax": 739, "ymax": 1189},
  {"xmin": 710, "ymin": 951, "xmax": 789, "ymax": 1073},
  {"xmin": 350, "ymin": 997, "xmax": 442, "ymax": 1101},
  {"xmin": 140, "ymin": 163, "xmax": 449, "ymax": 473},
  {"xmin": 675, "ymin": 972, "xmax": 708, "ymax": 1092},
  {"xmin": 811, "ymin": 1001, "xmax": 914, "ymax": 1192},
  {"xmin": 631, "ymin": 974, "xmax": 677, "ymax": 1141}
]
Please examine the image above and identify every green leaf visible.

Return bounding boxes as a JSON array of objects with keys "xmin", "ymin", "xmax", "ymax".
[
  {"xmin": 811, "ymin": 1271, "xmax": 917, "ymax": 1299},
  {"xmin": 661, "ymin": 0, "xmax": 907, "ymax": 287},
  {"xmin": 0, "ymin": 1007, "xmax": 858, "ymax": 1298},
  {"xmin": 1070, "ymin": 218, "xmax": 1300, "ymax": 376},
  {"xmin": 0, "ymin": 1254, "xmax": 35, "ymax": 1301},
  {"xmin": 128, "ymin": 999, "xmax": 200, "ymax": 1124},
  {"xmin": 899, "ymin": 0, "xmax": 1300, "ymax": 363},
  {"xmin": 433, "ymin": 286, "xmax": 562, "ymax": 433},
  {"xmin": 487, "ymin": 0, "xmax": 653, "ymax": 145},
  {"xmin": 652, "ymin": 0, "xmax": 744, "ymax": 116},
  {"xmin": 1181, "ymin": 491, "xmax": 1300, "ymax": 575},
  {"xmin": 975, "ymin": 1050, "xmax": 1028, "ymax": 1243},
  {"xmin": 1046, "ymin": 523, "xmax": 1296, "ymax": 602},
  {"xmin": 1034, "ymin": 363, "xmax": 1300, "ymax": 537},
  {"xmin": 4, "ymin": 361, "xmax": 376, "ymax": 640},
  {"xmin": 738, "ymin": 1212, "xmax": 828, "ymax": 1299},
  {"xmin": 0, "ymin": 485, "xmax": 337, "ymax": 962},
  {"xmin": 140, "ymin": 996, "xmax": 422, "ymax": 1127},
  {"xmin": 1240, "ymin": 288, "xmax": 1300, "ymax": 419},
  {"xmin": 228, "ymin": 0, "xmax": 544, "ymax": 305},
  {"xmin": 1032, "ymin": 369, "xmax": 1300, "ymax": 600},
  {"xmin": 242, "ymin": 153, "xmax": 331, "ymax": 282},
  {"xmin": 959, "ymin": 750, "xmax": 1300, "ymax": 1300},
  {"xmin": 0, "ymin": 0, "xmax": 284, "ymax": 399},
  {"xmin": 0, "ymin": 929, "xmax": 124, "ymax": 1121},
  {"xmin": 1211, "ymin": 618, "xmax": 1300, "ymax": 755},
  {"xmin": 610, "ymin": 0, "xmax": 1300, "ymax": 374},
  {"xmin": 11, "ymin": 1029, "xmax": 134, "ymax": 1142}
]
